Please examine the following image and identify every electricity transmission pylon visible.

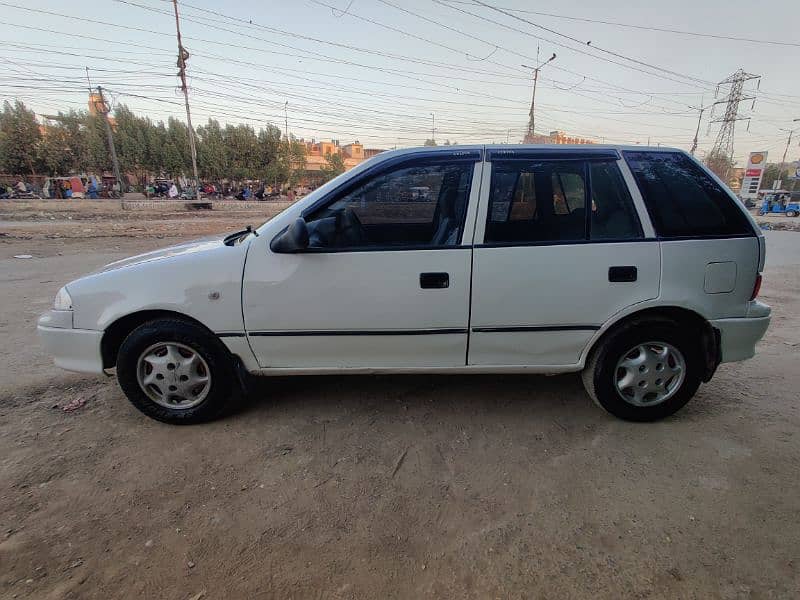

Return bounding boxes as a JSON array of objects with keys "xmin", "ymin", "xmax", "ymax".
[{"xmin": 707, "ymin": 69, "xmax": 760, "ymax": 180}]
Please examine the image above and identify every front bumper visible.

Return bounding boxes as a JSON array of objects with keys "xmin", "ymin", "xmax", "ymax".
[
  {"xmin": 37, "ymin": 311, "xmax": 104, "ymax": 374},
  {"xmin": 710, "ymin": 302, "xmax": 771, "ymax": 363}
]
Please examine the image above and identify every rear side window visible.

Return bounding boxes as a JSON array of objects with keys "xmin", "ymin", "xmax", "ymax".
[
  {"xmin": 485, "ymin": 160, "xmax": 642, "ymax": 243},
  {"xmin": 623, "ymin": 151, "xmax": 754, "ymax": 238}
]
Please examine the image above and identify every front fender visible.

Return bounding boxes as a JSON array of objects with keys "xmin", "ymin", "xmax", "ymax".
[{"xmin": 68, "ymin": 241, "xmax": 249, "ymax": 334}]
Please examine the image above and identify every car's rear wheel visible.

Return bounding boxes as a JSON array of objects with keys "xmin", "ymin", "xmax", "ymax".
[
  {"xmin": 116, "ymin": 318, "xmax": 238, "ymax": 424},
  {"xmin": 786, "ymin": 210, "xmax": 798, "ymax": 217},
  {"xmin": 582, "ymin": 320, "xmax": 702, "ymax": 422}
]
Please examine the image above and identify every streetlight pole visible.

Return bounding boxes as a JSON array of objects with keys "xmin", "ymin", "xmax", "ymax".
[
  {"xmin": 522, "ymin": 52, "xmax": 556, "ymax": 142},
  {"xmin": 689, "ymin": 101, "xmax": 710, "ymax": 156},
  {"xmin": 778, "ymin": 118, "xmax": 800, "ymax": 185},
  {"xmin": 430, "ymin": 113, "xmax": 435, "ymax": 143}
]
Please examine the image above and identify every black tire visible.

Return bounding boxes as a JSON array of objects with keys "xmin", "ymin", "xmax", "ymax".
[
  {"xmin": 116, "ymin": 318, "xmax": 239, "ymax": 424},
  {"xmin": 787, "ymin": 210, "xmax": 798, "ymax": 218},
  {"xmin": 581, "ymin": 319, "xmax": 702, "ymax": 422}
]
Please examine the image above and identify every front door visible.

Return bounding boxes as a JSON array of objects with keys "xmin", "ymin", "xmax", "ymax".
[
  {"xmin": 469, "ymin": 150, "xmax": 660, "ymax": 366},
  {"xmin": 242, "ymin": 152, "xmax": 482, "ymax": 369}
]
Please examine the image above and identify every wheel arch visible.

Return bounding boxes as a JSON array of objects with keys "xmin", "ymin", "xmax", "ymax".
[
  {"xmin": 582, "ymin": 306, "xmax": 720, "ymax": 382},
  {"xmin": 101, "ymin": 309, "xmax": 218, "ymax": 370}
]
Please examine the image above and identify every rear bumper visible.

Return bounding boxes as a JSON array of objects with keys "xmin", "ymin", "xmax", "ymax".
[
  {"xmin": 711, "ymin": 303, "xmax": 771, "ymax": 363},
  {"xmin": 37, "ymin": 318, "xmax": 104, "ymax": 374}
]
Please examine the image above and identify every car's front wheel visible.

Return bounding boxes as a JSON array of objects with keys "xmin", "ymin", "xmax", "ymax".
[
  {"xmin": 582, "ymin": 319, "xmax": 702, "ymax": 422},
  {"xmin": 116, "ymin": 318, "xmax": 238, "ymax": 424}
]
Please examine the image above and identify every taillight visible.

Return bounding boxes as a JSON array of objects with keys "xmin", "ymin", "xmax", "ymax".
[{"xmin": 750, "ymin": 273, "xmax": 762, "ymax": 300}]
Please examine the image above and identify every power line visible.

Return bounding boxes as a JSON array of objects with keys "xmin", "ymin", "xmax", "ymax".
[
  {"xmin": 443, "ymin": 1, "xmax": 800, "ymax": 48},
  {"xmin": 433, "ymin": 0, "xmax": 714, "ymax": 92},
  {"xmin": 469, "ymin": 0, "xmax": 715, "ymax": 87}
]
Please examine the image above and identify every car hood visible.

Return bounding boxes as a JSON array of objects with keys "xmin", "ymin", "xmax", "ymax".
[{"xmin": 94, "ymin": 235, "xmax": 229, "ymax": 274}]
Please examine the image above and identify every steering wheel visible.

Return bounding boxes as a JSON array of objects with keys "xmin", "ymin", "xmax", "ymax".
[{"xmin": 335, "ymin": 208, "xmax": 368, "ymax": 246}]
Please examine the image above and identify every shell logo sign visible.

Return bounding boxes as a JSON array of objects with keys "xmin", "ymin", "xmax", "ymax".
[{"xmin": 741, "ymin": 151, "xmax": 768, "ymax": 199}]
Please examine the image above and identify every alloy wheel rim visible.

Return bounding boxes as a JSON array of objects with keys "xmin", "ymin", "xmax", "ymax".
[
  {"xmin": 136, "ymin": 342, "xmax": 211, "ymax": 409},
  {"xmin": 614, "ymin": 341, "xmax": 686, "ymax": 407}
]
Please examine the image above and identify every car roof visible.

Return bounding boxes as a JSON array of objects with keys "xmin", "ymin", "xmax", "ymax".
[{"xmin": 371, "ymin": 144, "xmax": 683, "ymax": 161}]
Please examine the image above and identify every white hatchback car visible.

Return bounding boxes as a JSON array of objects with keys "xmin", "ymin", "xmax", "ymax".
[{"xmin": 38, "ymin": 145, "xmax": 770, "ymax": 424}]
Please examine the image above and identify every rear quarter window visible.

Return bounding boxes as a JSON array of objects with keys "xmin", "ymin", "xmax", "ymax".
[{"xmin": 623, "ymin": 151, "xmax": 754, "ymax": 238}]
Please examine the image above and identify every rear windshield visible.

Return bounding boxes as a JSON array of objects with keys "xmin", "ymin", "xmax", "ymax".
[{"xmin": 623, "ymin": 151, "xmax": 754, "ymax": 238}]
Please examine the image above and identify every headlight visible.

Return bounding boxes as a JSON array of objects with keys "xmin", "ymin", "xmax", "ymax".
[{"xmin": 53, "ymin": 286, "xmax": 73, "ymax": 311}]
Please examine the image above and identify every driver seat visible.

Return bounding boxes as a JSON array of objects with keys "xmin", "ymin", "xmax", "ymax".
[{"xmin": 431, "ymin": 172, "xmax": 462, "ymax": 246}]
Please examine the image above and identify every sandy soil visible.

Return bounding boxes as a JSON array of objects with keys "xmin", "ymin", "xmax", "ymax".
[{"xmin": 1, "ymin": 203, "xmax": 799, "ymax": 599}]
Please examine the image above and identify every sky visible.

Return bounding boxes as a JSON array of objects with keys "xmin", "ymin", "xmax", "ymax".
[{"xmin": 1, "ymin": 0, "xmax": 798, "ymax": 164}]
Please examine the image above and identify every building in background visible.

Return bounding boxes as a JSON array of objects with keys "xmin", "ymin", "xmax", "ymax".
[
  {"xmin": 298, "ymin": 139, "xmax": 385, "ymax": 187},
  {"xmin": 729, "ymin": 167, "xmax": 744, "ymax": 193},
  {"xmin": 524, "ymin": 130, "xmax": 595, "ymax": 145},
  {"xmin": 87, "ymin": 92, "xmax": 116, "ymax": 127}
]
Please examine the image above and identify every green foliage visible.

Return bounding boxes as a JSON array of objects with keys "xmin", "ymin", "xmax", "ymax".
[
  {"xmin": 319, "ymin": 151, "xmax": 346, "ymax": 183},
  {"xmin": 0, "ymin": 100, "xmax": 306, "ymax": 187},
  {"xmin": 38, "ymin": 110, "xmax": 87, "ymax": 176},
  {"xmin": 423, "ymin": 138, "xmax": 437, "ymax": 146},
  {"xmin": 704, "ymin": 150, "xmax": 735, "ymax": 182},
  {"xmin": 761, "ymin": 162, "xmax": 799, "ymax": 192},
  {"xmin": 0, "ymin": 100, "xmax": 42, "ymax": 175}
]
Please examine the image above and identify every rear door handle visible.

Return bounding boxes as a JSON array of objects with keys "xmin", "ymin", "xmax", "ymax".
[
  {"xmin": 609, "ymin": 266, "xmax": 637, "ymax": 282},
  {"xmin": 420, "ymin": 272, "xmax": 449, "ymax": 289}
]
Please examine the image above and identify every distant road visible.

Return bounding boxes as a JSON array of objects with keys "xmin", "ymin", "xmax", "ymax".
[{"xmin": 764, "ymin": 230, "xmax": 799, "ymax": 267}]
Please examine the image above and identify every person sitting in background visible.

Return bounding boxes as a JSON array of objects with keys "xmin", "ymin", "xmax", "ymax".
[
  {"xmin": 87, "ymin": 179, "xmax": 98, "ymax": 199},
  {"xmin": 16, "ymin": 180, "xmax": 26, "ymax": 193},
  {"xmin": 168, "ymin": 183, "xmax": 178, "ymax": 198}
]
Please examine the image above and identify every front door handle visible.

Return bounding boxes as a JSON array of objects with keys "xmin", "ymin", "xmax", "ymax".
[
  {"xmin": 609, "ymin": 266, "xmax": 637, "ymax": 282},
  {"xmin": 420, "ymin": 272, "xmax": 449, "ymax": 289}
]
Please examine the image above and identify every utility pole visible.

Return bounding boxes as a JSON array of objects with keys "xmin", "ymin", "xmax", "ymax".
[
  {"xmin": 172, "ymin": 0, "xmax": 201, "ymax": 201},
  {"xmin": 688, "ymin": 101, "xmax": 710, "ymax": 156},
  {"xmin": 96, "ymin": 87, "xmax": 123, "ymax": 197},
  {"xmin": 708, "ymin": 68, "xmax": 760, "ymax": 181},
  {"xmin": 86, "ymin": 69, "xmax": 123, "ymax": 197},
  {"xmin": 430, "ymin": 112, "xmax": 435, "ymax": 143},
  {"xmin": 284, "ymin": 101, "xmax": 289, "ymax": 142},
  {"xmin": 522, "ymin": 51, "xmax": 556, "ymax": 143},
  {"xmin": 778, "ymin": 119, "xmax": 800, "ymax": 184}
]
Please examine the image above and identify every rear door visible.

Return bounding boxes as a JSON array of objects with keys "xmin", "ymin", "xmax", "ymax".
[{"xmin": 468, "ymin": 149, "xmax": 660, "ymax": 366}]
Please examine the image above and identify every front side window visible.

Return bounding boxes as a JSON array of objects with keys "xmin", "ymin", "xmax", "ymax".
[
  {"xmin": 305, "ymin": 161, "xmax": 473, "ymax": 249},
  {"xmin": 623, "ymin": 151, "xmax": 754, "ymax": 238},
  {"xmin": 485, "ymin": 160, "xmax": 642, "ymax": 244}
]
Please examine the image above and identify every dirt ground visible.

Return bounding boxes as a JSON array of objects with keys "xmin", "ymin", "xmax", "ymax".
[{"xmin": 1, "ymin": 202, "xmax": 799, "ymax": 599}]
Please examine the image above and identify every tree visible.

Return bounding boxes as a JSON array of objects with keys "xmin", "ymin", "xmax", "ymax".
[
  {"xmin": 197, "ymin": 118, "xmax": 228, "ymax": 181},
  {"xmin": 256, "ymin": 125, "xmax": 282, "ymax": 181},
  {"xmin": 38, "ymin": 110, "xmax": 87, "ymax": 176},
  {"xmin": 761, "ymin": 162, "xmax": 799, "ymax": 192},
  {"xmin": 0, "ymin": 100, "xmax": 42, "ymax": 175},
  {"xmin": 423, "ymin": 138, "xmax": 437, "ymax": 146},
  {"xmin": 704, "ymin": 150, "xmax": 735, "ymax": 182},
  {"xmin": 225, "ymin": 123, "xmax": 261, "ymax": 181},
  {"xmin": 84, "ymin": 113, "xmax": 112, "ymax": 173},
  {"xmin": 162, "ymin": 117, "xmax": 191, "ymax": 177},
  {"xmin": 114, "ymin": 105, "xmax": 150, "ymax": 184},
  {"xmin": 319, "ymin": 151, "xmax": 346, "ymax": 183}
]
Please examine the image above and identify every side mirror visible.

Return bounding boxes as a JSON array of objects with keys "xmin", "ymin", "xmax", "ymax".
[{"xmin": 270, "ymin": 218, "xmax": 309, "ymax": 253}]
